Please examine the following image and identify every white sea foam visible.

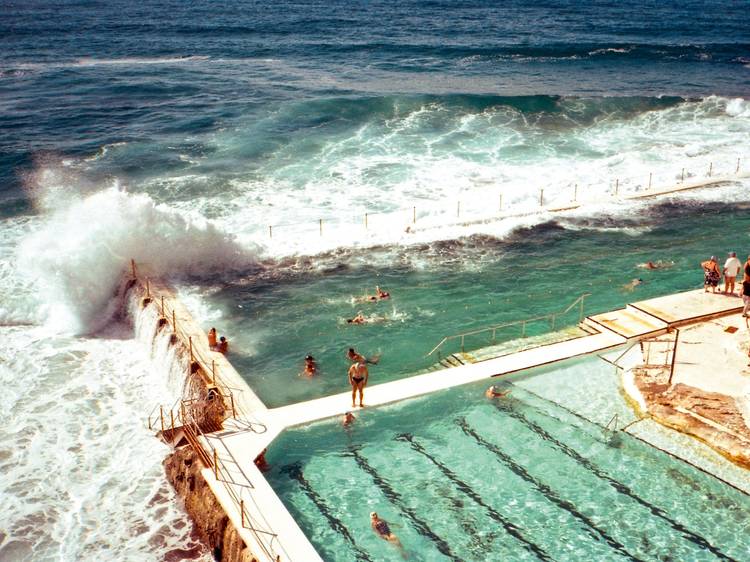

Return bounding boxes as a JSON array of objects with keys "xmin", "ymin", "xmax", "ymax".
[
  {"xmin": 18, "ymin": 179, "xmax": 258, "ymax": 334},
  {"xmin": 0, "ymin": 300, "xmax": 209, "ymax": 561}
]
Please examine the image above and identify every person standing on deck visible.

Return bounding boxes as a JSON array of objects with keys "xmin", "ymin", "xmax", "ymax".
[
  {"xmin": 348, "ymin": 360, "xmax": 368, "ymax": 407},
  {"xmin": 701, "ymin": 256, "xmax": 720, "ymax": 293},
  {"xmin": 207, "ymin": 327, "xmax": 217, "ymax": 348},
  {"xmin": 742, "ymin": 256, "xmax": 750, "ymax": 317},
  {"xmin": 723, "ymin": 252, "xmax": 742, "ymax": 295}
]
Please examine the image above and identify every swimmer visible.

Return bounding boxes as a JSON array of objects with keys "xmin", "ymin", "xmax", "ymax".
[
  {"xmin": 207, "ymin": 327, "xmax": 217, "ymax": 347},
  {"xmin": 637, "ymin": 260, "xmax": 674, "ymax": 270},
  {"xmin": 347, "ymin": 347, "xmax": 380, "ymax": 365},
  {"xmin": 302, "ymin": 354, "xmax": 317, "ymax": 377},
  {"xmin": 254, "ymin": 448, "xmax": 270, "ymax": 472},
  {"xmin": 485, "ymin": 385, "xmax": 510, "ymax": 399},
  {"xmin": 343, "ymin": 411, "xmax": 355, "ymax": 427},
  {"xmin": 622, "ymin": 278, "xmax": 643, "ymax": 292},
  {"xmin": 354, "ymin": 286, "xmax": 390, "ymax": 303},
  {"xmin": 375, "ymin": 285, "xmax": 390, "ymax": 299},
  {"xmin": 370, "ymin": 512, "xmax": 404, "ymax": 552},
  {"xmin": 216, "ymin": 336, "xmax": 228, "ymax": 353},
  {"xmin": 347, "ymin": 312, "xmax": 366, "ymax": 324},
  {"xmin": 348, "ymin": 360, "xmax": 368, "ymax": 407}
]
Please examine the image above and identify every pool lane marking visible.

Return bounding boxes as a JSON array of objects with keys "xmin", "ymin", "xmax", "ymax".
[
  {"xmin": 492, "ymin": 398, "xmax": 738, "ymax": 562},
  {"xmin": 456, "ymin": 418, "xmax": 645, "ymax": 562},
  {"xmin": 396, "ymin": 433, "xmax": 555, "ymax": 562},
  {"xmin": 280, "ymin": 462, "xmax": 375, "ymax": 562},
  {"xmin": 347, "ymin": 446, "xmax": 461, "ymax": 561}
]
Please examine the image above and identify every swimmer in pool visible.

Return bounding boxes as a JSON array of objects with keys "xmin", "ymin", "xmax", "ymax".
[
  {"xmin": 370, "ymin": 512, "xmax": 404, "ymax": 551},
  {"xmin": 637, "ymin": 260, "xmax": 674, "ymax": 270},
  {"xmin": 347, "ymin": 311, "xmax": 366, "ymax": 324},
  {"xmin": 343, "ymin": 411, "xmax": 355, "ymax": 427},
  {"xmin": 622, "ymin": 278, "xmax": 643, "ymax": 292},
  {"xmin": 302, "ymin": 354, "xmax": 317, "ymax": 377},
  {"xmin": 375, "ymin": 286, "xmax": 390, "ymax": 299},
  {"xmin": 347, "ymin": 347, "xmax": 380, "ymax": 365},
  {"xmin": 485, "ymin": 385, "xmax": 510, "ymax": 399}
]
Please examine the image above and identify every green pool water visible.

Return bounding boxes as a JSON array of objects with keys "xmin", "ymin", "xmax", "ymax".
[
  {"xmin": 265, "ymin": 356, "xmax": 750, "ymax": 562},
  {"xmin": 182, "ymin": 197, "xmax": 750, "ymax": 408}
]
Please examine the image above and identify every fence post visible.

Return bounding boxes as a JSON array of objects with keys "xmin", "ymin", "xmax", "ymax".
[
  {"xmin": 579, "ymin": 294, "xmax": 585, "ymax": 322},
  {"xmin": 189, "ymin": 336, "xmax": 193, "ymax": 361},
  {"xmin": 241, "ymin": 499, "xmax": 245, "ymax": 527},
  {"xmin": 667, "ymin": 329, "xmax": 680, "ymax": 385},
  {"xmin": 131, "ymin": 259, "xmax": 136, "ymax": 279},
  {"xmin": 231, "ymin": 394, "xmax": 236, "ymax": 418},
  {"xmin": 648, "ymin": 173, "xmax": 652, "ymax": 190},
  {"xmin": 214, "ymin": 449, "xmax": 219, "ymax": 479},
  {"xmin": 319, "ymin": 219, "xmax": 323, "ymax": 236},
  {"xmin": 364, "ymin": 213, "xmax": 368, "ymax": 229},
  {"xmin": 681, "ymin": 168, "xmax": 685, "ymax": 182},
  {"xmin": 573, "ymin": 184, "xmax": 577, "ymax": 202},
  {"xmin": 615, "ymin": 178, "xmax": 619, "ymax": 195},
  {"xmin": 146, "ymin": 278, "xmax": 150, "ymax": 298},
  {"xmin": 413, "ymin": 206, "xmax": 416, "ymax": 223},
  {"xmin": 499, "ymin": 193, "xmax": 503, "ymax": 211},
  {"xmin": 170, "ymin": 409, "xmax": 175, "ymax": 430},
  {"xmin": 708, "ymin": 162, "xmax": 713, "ymax": 177},
  {"xmin": 539, "ymin": 189, "xmax": 544, "ymax": 207},
  {"xmin": 161, "ymin": 295, "xmax": 164, "ymax": 313},
  {"xmin": 159, "ymin": 406, "xmax": 165, "ymax": 432},
  {"xmin": 456, "ymin": 201, "xmax": 460, "ymax": 218},
  {"xmin": 737, "ymin": 158, "xmax": 741, "ymax": 174},
  {"xmin": 212, "ymin": 360, "xmax": 216, "ymax": 384},
  {"xmin": 269, "ymin": 225, "xmax": 273, "ymax": 238},
  {"xmin": 172, "ymin": 310, "xmax": 176, "ymax": 333}
]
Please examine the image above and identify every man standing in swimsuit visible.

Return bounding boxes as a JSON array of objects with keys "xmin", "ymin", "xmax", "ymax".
[{"xmin": 348, "ymin": 360, "xmax": 368, "ymax": 407}]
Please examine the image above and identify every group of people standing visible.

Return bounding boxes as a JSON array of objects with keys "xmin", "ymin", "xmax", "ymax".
[{"xmin": 700, "ymin": 252, "xmax": 750, "ymax": 316}]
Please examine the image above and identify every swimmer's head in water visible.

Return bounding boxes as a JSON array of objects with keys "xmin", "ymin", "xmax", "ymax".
[
  {"xmin": 220, "ymin": 336, "xmax": 226, "ymax": 342},
  {"xmin": 370, "ymin": 512, "xmax": 378, "ymax": 519},
  {"xmin": 348, "ymin": 348, "xmax": 355, "ymax": 354},
  {"xmin": 305, "ymin": 355, "xmax": 314, "ymax": 361},
  {"xmin": 711, "ymin": 256, "xmax": 716, "ymax": 261}
]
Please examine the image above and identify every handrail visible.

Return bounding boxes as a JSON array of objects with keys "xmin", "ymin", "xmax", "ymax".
[
  {"xmin": 426, "ymin": 292, "xmax": 591, "ymax": 358},
  {"xmin": 135, "ymin": 272, "xmax": 284, "ymax": 561},
  {"xmin": 180, "ymin": 404, "xmax": 289, "ymax": 562}
]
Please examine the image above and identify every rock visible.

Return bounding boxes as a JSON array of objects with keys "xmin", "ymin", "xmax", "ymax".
[{"xmin": 164, "ymin": 446, "xmax": 258, "ymax": 562}]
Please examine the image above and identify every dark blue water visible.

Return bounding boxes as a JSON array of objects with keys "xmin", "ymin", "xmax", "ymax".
[{"xmin": 1, "ymin": 0, "xmax": 748, "ymax": 199}]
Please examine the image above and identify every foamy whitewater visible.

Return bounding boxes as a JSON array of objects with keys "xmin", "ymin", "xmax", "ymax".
[{"xmin": 1, "ymin": 0, "xmax": 749, "ymax": 559}]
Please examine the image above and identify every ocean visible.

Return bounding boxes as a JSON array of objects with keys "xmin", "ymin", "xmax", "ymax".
[{"xmin": 0, "ymin": 0, "xmax": 748, "ymax": 560}]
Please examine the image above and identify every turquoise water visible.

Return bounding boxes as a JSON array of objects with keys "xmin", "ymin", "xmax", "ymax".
[
  {"xmin": 188, "ymin": 197, "xmax": 750, "ymax": 408},
  {"xmin": 265, "ymin": 356, "xmax": 750, "ymax": 562}
]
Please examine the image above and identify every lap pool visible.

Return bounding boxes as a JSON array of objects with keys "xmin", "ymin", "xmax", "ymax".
[{"xmin": 264, "ymin": 356, "xmax": 750, "ymax": 562}]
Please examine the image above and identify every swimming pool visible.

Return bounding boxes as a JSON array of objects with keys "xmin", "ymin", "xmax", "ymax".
[
  {"xmin": 179, "ymin": 200, "xmax": 750, "ymax": 409},
  {"xmin": 265, "ymin": 356, "xmax": 750, "ymax": 561}
]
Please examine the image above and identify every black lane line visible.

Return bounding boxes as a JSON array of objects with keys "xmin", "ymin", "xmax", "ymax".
[
  {"xmin": 456, "ymin": 417, "xmax": 644, "ymax": 562},
  {"xmin": 347, "ymin": 446, "xmax": 461, "ymax": 561},
  {"xmin": 280, "ymin": 462, "xmax": 374, "ymax": 562},
  {"xmin": 494, "ymin": 398, "xmax": 737, "ymax": 562},
  {"xmin": 396, "ymin": 433, "xmax": 554, "ymax": 562}
]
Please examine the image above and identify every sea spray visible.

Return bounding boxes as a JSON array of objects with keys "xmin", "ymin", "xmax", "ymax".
[{"xmin": 19, "ymin": 186, "xmax": 258, "ymax": 334}]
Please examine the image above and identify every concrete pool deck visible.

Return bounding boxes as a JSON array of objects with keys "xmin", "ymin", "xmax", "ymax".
[{"xmin": 144, "ymin": 279, "xmax": 750, "ymax": 561}]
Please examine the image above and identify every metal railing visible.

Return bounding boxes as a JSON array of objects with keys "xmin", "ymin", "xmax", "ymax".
[
  {"xmin": 133, "ymin": 264, "xmax": 284, "ymax": 561},
  {"xmin": 426, "ymin": 292, "xmax": 591, "ymax": 359}
]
